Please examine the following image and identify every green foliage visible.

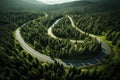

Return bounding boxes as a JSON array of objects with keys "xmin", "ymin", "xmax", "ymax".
[
  {"xmin": 72, "ymin": 11, "xmax": 120, "ymax": 36},
  {"xmin": 0, "ymin": 10, "xmax": 120, "ymax": 80},
  {"xmin": 53, "ymin": 17, "xmax": 90, "ymax": 40},
  {"xmin": 107, "ymin": 31, "xmax": 120, "ymax": 46},
  {"xmin": 21, "ymin": 15, "xmax": 102, "ymax": 60}
]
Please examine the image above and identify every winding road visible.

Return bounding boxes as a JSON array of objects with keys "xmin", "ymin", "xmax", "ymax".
[
  {"xmin": 48, "ymin": 18, "xmax": 84, "ymax": 43},
  {"xmin": 15, "ymin": 15, "xmax": 111, "ymax": 67},
  {"xmin": 47, "ymin": 15, "xmax": 111, "ymax": 66}
]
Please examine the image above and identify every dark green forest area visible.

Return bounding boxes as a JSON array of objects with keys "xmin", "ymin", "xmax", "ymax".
[
  {"xmin": 0, "ymin": 11, "xmax": 120, "ymax": 80},
  {"xmin": 0, "ymin": 0, "xmax": 120, "ymax": 80},
  {"xmin": 52, "ymin": 17, "xmax": 90, "ymax": 40},
  {"xmin": 72, "ymin": 11, "xmax": 120, "ymax": 47},
  {"xmin": 21, "ymin": 15, "xmax": 102, "ymax": 60}
]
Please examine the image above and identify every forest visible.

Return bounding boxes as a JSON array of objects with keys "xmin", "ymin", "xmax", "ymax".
[
  {"xmin": 52, "ymin": 17, "xmax": 90, "ymax": 40},
  {"xmin": 71, "ymin": 11, "xmax": 120, "ymax": 47},
  {"xmin": 0, "ymin": 0, "xmax": 120, "ymax": 80},
  {"xmin": 21, "ymin": 15, "xmax": 102, "ymax": 60},
  {"xmin": 0, "ymin": 12, "xmax": 120, "ymax": 80}
]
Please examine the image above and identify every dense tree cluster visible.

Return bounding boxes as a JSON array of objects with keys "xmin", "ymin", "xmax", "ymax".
[
  {"xmin": 0, "ymin": 12, "xmax": 120, "ymax": 80},
  {"xmin": 21, "ymin": 15, "xmax": 102, "ymax": 60},
  {"xmin": 72, "ymin": 11, "xmax": 120, "ymax": 35},
  {"xmin": 106, "ymin": 30, "xmax": 120, "ymax": 47},
  {"xmin": 52, "ymin": 17, "xmax": 90, "ymax": 40},
  {"xmin": 72, "ymin": 11, "xmax": 120, "ymax": 47}
]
